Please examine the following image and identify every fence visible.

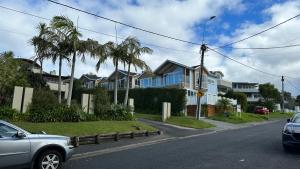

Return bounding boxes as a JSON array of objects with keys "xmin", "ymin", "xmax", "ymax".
[{"xmin": 71, "ymin": 130, "xmax": 161, "ymax": 147}]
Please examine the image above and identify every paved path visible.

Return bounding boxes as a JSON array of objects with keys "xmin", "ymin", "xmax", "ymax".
[
  {"xmin": 139, "ymin": 118, "xmax": 213, "ymax": 137},
  {"xmin": 65, "ymin": 120, "xmax": 300, "ymax": 169},
  {"xmin": 200, "ymin": 118, "xmax": 238, "ymax": 130}
]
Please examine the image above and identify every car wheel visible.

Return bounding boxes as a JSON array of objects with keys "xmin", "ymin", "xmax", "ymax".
[{"xmin": 37, "ymin": 150, "xmax": 63, "ymax": 169}]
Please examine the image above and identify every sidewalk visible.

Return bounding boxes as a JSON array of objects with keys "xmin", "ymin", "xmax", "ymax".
[{"xmin": 201, "ymin": 118, "xmax": 282, "ymax": 131}]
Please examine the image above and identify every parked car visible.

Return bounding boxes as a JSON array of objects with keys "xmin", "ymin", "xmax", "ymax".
[
  {"xmin": 0, "ymin": 120, "xmax": 74, "ymax": 169},
  {"xmin": 254, "ymin": 106, "xmax": 269, "ymax": 115},
  {"xmin": 282, "ymin": 113, "xmax": 300, "ymax": 151}
]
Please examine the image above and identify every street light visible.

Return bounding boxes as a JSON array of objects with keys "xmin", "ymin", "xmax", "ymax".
[
  {"xmin": 196, "ymin": 16, "xmax": 216, "ymax": 120},
  {"xmin": 202, "ymin": 16, "xmax": 216, "ymax": 44}
]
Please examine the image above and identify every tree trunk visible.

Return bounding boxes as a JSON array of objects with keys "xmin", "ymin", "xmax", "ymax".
[
  {"xmin": 40, "ymin": 60, "xmax": 43, "ymax": 75},
  {"xmin": 67, "ymin": 51, "xmax": 76, "ymax": 107},
  {"xmin": 124, "ymin": 62, "xmax": 131, "ymax": 105},
  {"xmin": 58, "ymin": 56, "xmax": 62, "ymax": 104},
  {"xmin": 114, "ymin": 59, "xmax": 118, "ymax": 105}
]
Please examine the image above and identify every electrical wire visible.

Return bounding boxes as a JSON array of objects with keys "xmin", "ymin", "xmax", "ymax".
[
  {"xmin": 0, "ymin": 5, "xmax": 199, "ymax": 55},
  {"xmin": 286, "ymin": 79, "xmax": 300, "ymax": 93},
  {"xmin": 215, "ymin": 12, "xmax": 300, "ymax": 49},
  {"xmin": 208, "ymin": 47, "xmax": 281, "ymax": 78},
  {"xmin": 223, "ymin": 43, "xmax": 300, "ymax": 50},
  {"xmin": 47, "ymin": 0, "xmax": 202, "ymax": 46}
]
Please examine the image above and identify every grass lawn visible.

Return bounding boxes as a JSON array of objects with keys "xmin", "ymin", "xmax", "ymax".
[
  {"xmin": 135, "ymin": 113, "xmax": 215, "ymax": 129},
  {"xmin": 209, "ymin": 112, "xmax": 266, "ymax": 124},
  {"xmin": 135, "ymin": 113, "xmax": 162, "ymax": 121},
  {"xmin": 166, "ymin": 116, "xmax": 214, "ymax": 129},
  {"xmin": 13, "ymin": 121, "xmax": 157, "ymax": 137},
  {"xmin": 209, "ymin": 112, "xmax": 294, "ymax": 124},
  {"xmin": 267, "ymin": 112, "xmax": 294, "ymax": 119}
]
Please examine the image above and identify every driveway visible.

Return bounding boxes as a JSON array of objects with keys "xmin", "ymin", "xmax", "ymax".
[{"xmin": 138, "ymin": 118, "xmax": 214, "ymax": 137}]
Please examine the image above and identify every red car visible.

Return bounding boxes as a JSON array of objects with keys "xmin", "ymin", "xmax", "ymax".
[{"xmin": 255, "ymin": 106, "xmax": 269, "ymax": 115}]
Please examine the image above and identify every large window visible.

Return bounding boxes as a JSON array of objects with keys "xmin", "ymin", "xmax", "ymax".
[{"xmin": 164, "ymin": 71, "xmax": 183, "ymax": 86}]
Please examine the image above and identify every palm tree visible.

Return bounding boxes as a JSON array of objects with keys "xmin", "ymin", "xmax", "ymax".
[
  {"xmin": 47, "ymin": 22, "xmax": 72, "ymax": 104},
  {"xmin": 30, "ymin": 23, "xmax": 52, "ymax": 74},
  {"xmin": 91, "ymin": 40, "xmax": 127, "ymax": 104},
  {"xmin": 51, "ymin": 16, "xmax": 86, "ymax": 106},
  {"xmin": 122, "ymin": 37, "xmax": 152, "ymax": 105}
]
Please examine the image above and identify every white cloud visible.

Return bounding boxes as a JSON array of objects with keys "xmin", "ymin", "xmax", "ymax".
[{"xmin": 0, "ymin": 0, "xmax": 299, "ymax": 95}]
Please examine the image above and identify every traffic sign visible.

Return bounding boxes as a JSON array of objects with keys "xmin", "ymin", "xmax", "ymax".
[{"xmin": 197, "ymin": 90, "xmax": 205, "ymax": 97}]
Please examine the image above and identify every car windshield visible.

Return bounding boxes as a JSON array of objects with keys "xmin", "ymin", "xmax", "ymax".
[{"xmin": 292, "ymin": 115, "xmax": 300, "ymax": 123}]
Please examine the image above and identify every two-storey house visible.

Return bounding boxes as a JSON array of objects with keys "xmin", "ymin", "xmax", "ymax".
[
  {"xmin": 139, "ymin": 60, "xmax": 219, "ymax": 116},
  {"xmin": 100, "ymin": 70, "xmax": 140, "ymax": 90},
  {"xmin": 79, "ymin": 74, "xmax": 102, "ymax": 89},
  {"xmin": 232, "ymin": 82, "xmax": 261, "ymax": 102}
]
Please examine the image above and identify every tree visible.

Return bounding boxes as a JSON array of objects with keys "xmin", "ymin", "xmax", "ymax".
[
  {"xmin": 30, "ymin": 23, "xmax": 52, "ymax": 74},
  {"xmin": 91, "ymin": 40, "xmax": 127, "ymax": 104},
  {"xmin": 224, "ymin": 90, "xmax": 248, "ymax": 112},
  {"xmin": 216, "ymin": 98, "xmax": 232, "ymax": 114},
  {"xmin": 259, "ymin": 83, "xmax": 281, "ymax": 102},
  {"xmin": 122, "ymin": 37, "xmax": 152, "ymax": 105},
  {"xmin": 47, "ymin": 19, "xmax": 72, "ymax": 103},
  {"xmin": 0, "ymin": 51, "xmax": 28, "ymax": 105},
  {"xmin": 259, "ymin": 83, "xmax": 281, "ymax": 111},
  {"xmin": 51, "ymin": 16, "xmax": 88, "ymax": 106}
]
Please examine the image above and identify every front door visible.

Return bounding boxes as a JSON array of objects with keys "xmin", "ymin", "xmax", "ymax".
[{"xmin": 0, "ymin": 123, "xmax": 30, "ymax": 168}]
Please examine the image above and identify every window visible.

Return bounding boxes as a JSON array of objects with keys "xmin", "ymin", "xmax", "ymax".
[
  {"xmin": 0, "ymin": 123, "xmax": 18, "ymax": 138},
  {"xmin": 292, "ymin": 115, "xmax": 300, "ymax": 123}
]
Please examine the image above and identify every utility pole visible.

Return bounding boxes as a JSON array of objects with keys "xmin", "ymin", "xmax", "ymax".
[
  {"xmin": 196, "ymin": 44, "xmax": 207, "ymax": 120},
  {"xmin": 281, "ymin": 76, "xmax": 285, "ymax": 112},
  {"xmin": 195, "ymin": 16, "xmax": 216, "ymax": 120}
]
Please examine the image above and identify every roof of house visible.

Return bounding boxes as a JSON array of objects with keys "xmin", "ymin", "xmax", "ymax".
[
  {"xmin": 154, "ymin": 59, "xmax": 209, "ymax": 75},
  {"xmin": 107, "ymin": 69, "xmax": 140, "ymax": 80},
  {"xmin": 15, "ymin": 58, "xmax": 41, "ymax": 68},
  {"xmin": 209, "ymin": 71, "xmax": 224, "ymax": 77},
  {"xmin": 80, "ymin": 74, "xmax": 101, "ymax": 81},
  {"xmin": 42, "ymin": 73, "xmax": 71, "ymax": 81},
  {"xmin": 232, "ymin": 82, "xmax": 259, "ymax": 85},
  {"xmin": 138, "ymin": 71, "xmax": 155, "ymax": 79}
]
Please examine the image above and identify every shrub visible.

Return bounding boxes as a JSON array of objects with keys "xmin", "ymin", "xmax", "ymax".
[
  {"xmin": 109, "ymin": 88, "xmax": 186, "ymax": 116},
  {"xmin": 0, "ymin": 106, "xmax": 18, "ymax": 121},
  {"xmin": 98, "ymin": 104, "xmax": 133, "ymax": 121},
  {"xmin": 93, "ymin": 88, "xmax": 111, "ymax": 117}
]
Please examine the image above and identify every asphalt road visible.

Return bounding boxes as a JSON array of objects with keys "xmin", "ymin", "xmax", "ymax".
[{"xmin": 65, "ymin": 120, "xmax": 300, "ymax": 169}]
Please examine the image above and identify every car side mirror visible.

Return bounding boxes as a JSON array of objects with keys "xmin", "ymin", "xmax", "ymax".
[
  {"xmin": 16, "ymin": 131, "xmax": 26, "ymax": 138},
  {"xmin": 287, "ymin": 119, "xmax": 291, "ymax": 123}
]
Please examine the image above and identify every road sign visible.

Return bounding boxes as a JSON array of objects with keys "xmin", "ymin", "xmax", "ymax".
[{"xmin": 197, "ymin": 90, "xmax": 205, "ymax": 97}]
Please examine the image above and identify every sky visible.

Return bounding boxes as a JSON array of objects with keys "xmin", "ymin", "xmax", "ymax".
[{"xmin": 0, "ymin": 0, "xmax": 300, "ymax": 96}]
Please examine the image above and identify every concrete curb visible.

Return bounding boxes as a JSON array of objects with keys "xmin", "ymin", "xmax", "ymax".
[{"xmin": 139, "ymin": 118, "xmax": 198, "ymax": 130}]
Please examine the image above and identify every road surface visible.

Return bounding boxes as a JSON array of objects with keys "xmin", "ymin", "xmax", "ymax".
[{"xmin": 65, "ymin": 120, "xmax": 300, "ymax": 169}]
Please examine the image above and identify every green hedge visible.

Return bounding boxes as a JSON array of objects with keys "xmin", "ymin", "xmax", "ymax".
[
  {"xmin": 110, "ymin": 88, "xmax": 186, "ymax": 116},
  {"xmin": 28, "ymin": 88, "xmax": 132, "ymax": 122}
]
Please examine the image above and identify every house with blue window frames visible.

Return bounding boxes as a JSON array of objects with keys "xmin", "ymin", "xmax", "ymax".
[{"xmin": 139, "ymin": 60, "xmax": 219, "ymax": 115}]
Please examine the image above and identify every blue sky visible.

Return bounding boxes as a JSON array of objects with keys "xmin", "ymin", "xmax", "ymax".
[{"xmin": 0, "ymin": 0, "xmax": 300, "ymax": 96}]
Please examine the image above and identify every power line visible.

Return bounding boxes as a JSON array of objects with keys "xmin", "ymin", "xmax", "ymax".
[
  {"xmin": 208, "ymin": 47, "xmax": 281, "ymax": 78},
  {"xmin": 286, "ymin": 79, "xmax": 300, "ymax": 93},
  {"xmin": 0, "ymin": 5, "xmax": 50, "ymax": 21},
  {"xmin": 0, "ymin": 5, "xmax": 199, "ymax": 55},
  {"xmin": 223, "ymin": 43, "xmax": 300, "ymax": 50},
  {"xmin": 215, "ymin": 12, "xmax": 300, "ymax": 49},
  {"xmin": 47, "ymin": 0, "xmax": 202, "ymax": 46}
]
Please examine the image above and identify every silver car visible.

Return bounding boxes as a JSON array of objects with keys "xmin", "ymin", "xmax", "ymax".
[{"xmin": 0, "ymin": 120, "xmax": 74, "ymax": 169}]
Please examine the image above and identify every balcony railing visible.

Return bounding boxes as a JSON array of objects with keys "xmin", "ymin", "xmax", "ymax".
[{"xmin": 217, "ymin": 79, "xmax": 232, "ymax": 88}]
